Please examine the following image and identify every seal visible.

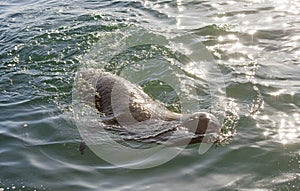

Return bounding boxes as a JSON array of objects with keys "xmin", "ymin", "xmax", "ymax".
[{"xmin": 90, "ymin": 71, "xmax": 222, "ymax": 145}]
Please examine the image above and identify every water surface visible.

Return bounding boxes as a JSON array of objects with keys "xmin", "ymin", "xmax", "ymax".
[{"xmin": 0, "ymin": 0, "xmax": 299, "ymax": 190}]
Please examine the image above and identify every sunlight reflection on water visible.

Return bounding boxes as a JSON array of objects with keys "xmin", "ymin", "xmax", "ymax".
[{"xmin": 1, "ymin": 0, "xmax": 300, "ymax": 190}]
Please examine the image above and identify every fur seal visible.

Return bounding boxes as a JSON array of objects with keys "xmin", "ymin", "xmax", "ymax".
[{"xmin": 91, "ymin": 71, "xmax": 222, "ymax": 145}]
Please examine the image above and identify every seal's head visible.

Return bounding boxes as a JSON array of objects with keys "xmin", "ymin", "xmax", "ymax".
[
  {"xmin": 181, "ymin": 112, "xmax": 222, "ymax": 135},
  {"xmin": 174, "ymin": 112, "xmax": 221, "ymax": 145},
  {"xmin": 200, "ymin": 112, "xmax": 222, "ymax": 135}
]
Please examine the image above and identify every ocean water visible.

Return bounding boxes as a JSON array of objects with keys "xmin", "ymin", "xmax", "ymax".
[{"xmin": 0, "ymin": 0, "xmax": 299, "ymax": 190}]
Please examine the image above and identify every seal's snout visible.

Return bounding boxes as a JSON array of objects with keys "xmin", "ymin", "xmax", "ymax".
[{"xmin": 206, "ymin": 113, "xmax": 222, "ymax": 134}]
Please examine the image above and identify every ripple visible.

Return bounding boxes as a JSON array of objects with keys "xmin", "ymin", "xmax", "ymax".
[{"xmin": 1, "ymin": 0, "xmax": 300, "ymax": 190}]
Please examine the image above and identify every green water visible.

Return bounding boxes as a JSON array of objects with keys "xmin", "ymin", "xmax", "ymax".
[{"xmin": 0, "ymin": 0, "xmax": 299, "ymax": 190}]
